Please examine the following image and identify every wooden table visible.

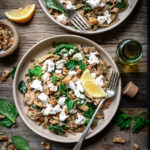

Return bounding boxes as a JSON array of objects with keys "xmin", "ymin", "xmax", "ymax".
[{"xmin": 0, "ymin": 0, "xmax": 148, "ymax": 150}]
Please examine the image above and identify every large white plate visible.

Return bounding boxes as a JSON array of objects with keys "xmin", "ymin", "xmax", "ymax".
[
  {"xmin": 39, "ymin": 0, "xmax": 138, "ymax": 35},
  {"xmin": 13, "ymin": 35, "xmax": 121, "ymax": 143}
]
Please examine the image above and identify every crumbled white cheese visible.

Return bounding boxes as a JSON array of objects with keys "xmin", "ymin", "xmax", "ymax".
[
  {"xmin": 38, "ymin": 93, "xmax": 48, "ymax": 102},
  {"xmin": 68, "ymin": 70, "xmax": 77, "ymax": 76},
  {"xmin": 66, "ymin": 1, "xmax": 75, "ymax": 9},
  {"xmin": 86, "ymin": 0, "xmax": 105, "ymax": 8},
  {"xmin": 56, "ymin": 14, "xmax": 67, "ymax": 24},
  {"xmin": 69, "ymin": 81, "xmax": 76, "ymax": 91},
  {"xmin": 87, "ymin": 52, "xmax": 99, "ymax": 65},
  {"xmin": 56, "ymin": 60, "xmax": 66, "ymax": 69},
  {"xmin": 59, "ymin": 105, "xmax": 69, "ymax": 122},
  {"xmin": 30, "ymin": 80, "xmax": 43, "ymax": 92},
  {"xmin": 75, "ymin": 79, "xmax": 84, "ymax": 93},
  {"xmin": 95, "ymin": 75, "xmax": 104, "ymax": 86},
  {"xmin": 44, "ymin": 103, "xmax": 61, "ymax": 115},
  {"xmin": 70, "ymin": 108, "xmax": 77, "ymax": 114},
  {"xmin": 107, "ymin": 17, "xmax": 112, "ymax": 24},
  {"xmin": 42, "ymin": 72, "xmax": 50, "ymax": 83},
  {"xmin": 73, "ymin": 53, "xmax": 83, "ymax": 60},
  {"xmin": 91, "ymin": 73, "xmax": 96, "ymax": 78},
  {"xmin": 75, "ymin": 113, "xmax": 86, "ymax": 125},
  {"xmin": 117, "ymin": 0, "xmax": 122, "ymax": 3},
  {"xmin": 68, "ymin": 49, "xmax": 74, "ymax": 55},
  {"xmin": 48, "ymin": 83, "xmax": 58, "ymax": 92},
  {"xmin": 81, "ymin": 100, "xmax": 84, "ymax": 104},
  {"xmin": 55, "ymin": 70, "xmax": 62, "ymax": 74},
  {"xmin": 97, "ymin": 16, "xmax": 107, "ymax": 25},
  {"xmin": 42, "ymin": 59, "xmax": 55, "ymax": 73},
  {"xmin": 74, "ymin": 89, "xmax": 85, "ymax": 99},
  {"xmin": 58, "ymin": 97, "xmax": 66, "ymax": 106}
]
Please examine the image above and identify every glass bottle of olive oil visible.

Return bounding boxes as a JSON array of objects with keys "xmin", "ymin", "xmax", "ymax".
[{"xmin": 116, "ymin": 39, "xmax": 142, "ymax": 65}]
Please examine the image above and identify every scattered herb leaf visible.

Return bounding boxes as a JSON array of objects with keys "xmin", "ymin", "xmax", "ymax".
[
  {"xmin": 11, "ymin": 66, "xmax": 17, "ymax": 79},
  {"xmin": 18, "ymin": 80, "xmax": 28, "ymax": 94},
  {"xmin": 0, "ymin": 99, "xmax": 18, "ymax": 128},
  {"xmin": 11, "ymin": 135, "xmax": 30, "ymax": 150}
]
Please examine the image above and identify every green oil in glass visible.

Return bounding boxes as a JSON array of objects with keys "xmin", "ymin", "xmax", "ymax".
[{"xmin": 116, "ymin": 39, "xmax": 142, "ymax": 65}]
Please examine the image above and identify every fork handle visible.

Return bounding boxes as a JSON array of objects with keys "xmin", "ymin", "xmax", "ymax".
[
  {"xmin": 54, "ymin": 0, "xmax": 67, "ymax": 12},
  {"xmin": 73, "ymin": 98, "xmax": 107, "ymax": 150}
]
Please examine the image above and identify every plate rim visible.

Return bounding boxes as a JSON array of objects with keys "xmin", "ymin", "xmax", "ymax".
[
  {"xmin": 38, "ymin": 0, "xmax": 138, "ymax": 35},
  {"xmin": 13, "ymin": 35, "xmax": 121, "ymax": 143}
]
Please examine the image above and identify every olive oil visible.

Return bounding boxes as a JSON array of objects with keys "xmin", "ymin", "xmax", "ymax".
[{"xmin": 116, "ymin": 39, "xmax": 142, "ymax": 65}]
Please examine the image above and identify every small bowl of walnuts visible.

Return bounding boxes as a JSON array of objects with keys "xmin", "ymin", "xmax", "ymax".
[{"xmin": 0, "ymin": 20, "xmax": 19, "ymax": 58}]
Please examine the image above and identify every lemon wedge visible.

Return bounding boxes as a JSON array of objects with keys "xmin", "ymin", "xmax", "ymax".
[
  {"xmin": 81, "ymin": 69, "xmax": 107, "ymax": 98},
  {"xmin": 5, "ymin": 4, "xmax": 36, "ymax": 23}
]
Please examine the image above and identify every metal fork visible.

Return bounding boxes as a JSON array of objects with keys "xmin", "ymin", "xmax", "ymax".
[
  {"xmin": 73, "ymin": 71, "xmax": 120, "ymax": 150},
  {"xmin": 55, "ymin": 0, "xmax": 89, "ymax": 31}
]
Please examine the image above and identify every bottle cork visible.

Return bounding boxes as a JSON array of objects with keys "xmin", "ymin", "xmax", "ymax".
[{"xmin": 123, "ymin": 81, "xmax": 139, "ymax": 98}]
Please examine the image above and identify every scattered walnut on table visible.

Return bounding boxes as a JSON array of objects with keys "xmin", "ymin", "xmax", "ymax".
[
  {"xmin": 0, "ymin": 135, "xmax": 7, "ymax": 141},
  {"xmin": 41, "ymin": 142, "xmax": 51, "ymax": 150},
  {"xmin": 0, "ymin": 69, "xmax": 11, "ymax": 82},
  {"xmin": 133, "ymin": 144, "xmax": 139, "ymax": 150},
  {"xmin": 113, "ymin": 137, "xmax": 126, "ymax": 144}
]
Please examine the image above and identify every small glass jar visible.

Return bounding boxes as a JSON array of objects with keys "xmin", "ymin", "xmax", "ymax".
[{"xmin": 116, "ymin": 39, "xmax": 142, "ymax": 65}]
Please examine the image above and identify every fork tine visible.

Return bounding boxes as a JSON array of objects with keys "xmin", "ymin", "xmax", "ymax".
[
  {"xmin": 72, "ymin": 18, "xmax": 85, "ymax": 31},
  {"xmin": 112, "ymin": 73, "xmax": 120, "ymax": 91},
  {"xmin": 70, "ymin": 20, "xmax": 83, "ymax": 31},
  {"xmin": 75, "ymin": 14, "xmax": 89, "ymax": 29},
  {"xmin": 107, "ymin": 71, "xmax": 115, "ymax": 90}
]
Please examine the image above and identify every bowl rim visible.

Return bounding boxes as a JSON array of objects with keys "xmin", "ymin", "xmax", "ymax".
[
  {"xmin": 0, "ymin": 20, "xmax": 19, "ymax": 58},
  {"xmin": 13, "ymin": 35, "xmax": 121, "ymax": 143},
  {"xmin": 38, "ymin": 0, "xmax": 138, "ymax": 35}
]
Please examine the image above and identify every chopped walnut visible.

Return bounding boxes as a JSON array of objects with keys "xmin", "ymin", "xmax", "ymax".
[
  {"xmin": 0, "ymin": 135, "xmax": 7, "ymax": 141},
  {"xmin": 113, "ymin": 137, "xmax": 126, "ymax": 144},
  {"xmin": 41, "ymin": 142, "xmax": 51, "ymax": 150},
  {"xmin": 133, "ymin": 144, "xmax": 139, "ymax": 150},
  {"xmin": 0, "ymin": 69, "xmax": 11, "ymax": 82}
]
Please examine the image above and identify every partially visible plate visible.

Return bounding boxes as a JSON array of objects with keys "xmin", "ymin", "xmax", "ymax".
[
  {"xmin": 39, "ymin": 0, "xmax": 138, "ymax": 35},
  {"xmin": 13, "ymin": 35, "xmax": 121, "ymax": 143}
]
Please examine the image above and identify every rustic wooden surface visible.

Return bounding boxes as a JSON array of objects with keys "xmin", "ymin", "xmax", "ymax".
[{"xmin": 0, "ymin": 0, "xmax": 148, "ymax": 150}]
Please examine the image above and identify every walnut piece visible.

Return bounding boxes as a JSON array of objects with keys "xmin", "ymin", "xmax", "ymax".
[
  {"xmin": 41, "ymin": 142, "xmax": 51, "ymax": 150},
  {"xmin": 113, "ymin": 137, "xmax": 126, "ymax": 144},
  {"xmin": 133, "ymin": 144, "xmax": 139, "ymax": 150}
]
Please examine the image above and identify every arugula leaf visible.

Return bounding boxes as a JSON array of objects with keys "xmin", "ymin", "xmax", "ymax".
[
  {"xmin": 45, "ymin": 0, "xmax": 65, "ymax": 13},
  {"xmin": 28, "ymin": 66, "xmax": 42, "ymax": 81},
  {"xmin": 18, "ymin": 80, "xmax": 28, "ymax": 94},
  {"xmin": 0, "ymin": 99, "xmax": 18, "ymax": 128},
  {"xmin": 11, "ymin": 135, "xmax": 30, "ymax": 150},
  {"xmin": 115, "ymin": 0, "xmax": 128, "ymax": 8},
  {"xmin": 65, "ymin": 98, "xmax": 76, "ymax": 111},
  {"xmin": 65, "ymin": 59, "xmax": 86, "ymax": 72},
  {"xmin": 59, "ymin": 84, "xmax": 68, "ymax": 96},
  {"xmin": 53, "ymin": 43, "xmax": 78, "ymax": 55},
  {"xmin": 132, "ymin": 117, "xmax": 150, "ymax": 133},
  {"xmin": 52, "ymin": 75, "xmax": 57, "ymax": 84},
  {"xmin": 11, "ymin": 66, "xmax": 17, "ymax": 79},
  {"xmin": 49, "ymin": 124, "xmax": 66, "ymax": 135},
  {"xmin": 83, "ymin": 103, "xmax": 96, "ymax": 118},
  {"xmin": 116, "ymin": 110, "xmax": 131, "ymax": 130},
  {"xmin": 84, "ymin": 3, "xmax": 93, "ymax": 10}
]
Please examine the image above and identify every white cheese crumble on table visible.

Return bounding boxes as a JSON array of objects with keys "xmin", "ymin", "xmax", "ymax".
[
  {"xmin": 95, "ymin": 75, "xmax": 104, "ymax": 86},
  {"xmin": 44, "ymin": 103, "xmax": 61, "ymax": 115},
  {"xmin": 38, "ymin": 92, "xmax": 48, "ymax": 102},
  {"xmin": 59, "ymin": 105, "xmax": 69, "ymax": 122},
  {"xmin": 30, "ymin": 80, "xmax": 43, "ymax": 92},
  {"xmin": 56, "ymin": 14, "xmax": 68, "ymax": 24},
  {"xmin": 42, "ymin": 72, "xmax": 50, "ymax": 83},
  {"xmin": 66, "ymin": 1, "xmax": 75, "ymax": 9},
  {"xmin": 75, "ymin": 113, "xmax": 86, "ymax": 125},
  {"xmin": 56, "ymin": 60, "xmax": 66, "ymax": 69},
  {"xmin": 73, "ymin": 53, "xmax": 83, "ymax": 60},
  {"xmin": 48, "ymin": 83, "xmax": 58, "ymax": 92},
  {"xmin": 87, "ymin": 52, "xmax": 99, "ymax": 65},
  {"xmin": 42, "ymin": 59, "xmax": 55, "ymax": 73},
  {"xmin": 58, "ymin": 97, "xmax": 66, "ymax": 106},
  {"xmin": 68, "ymin": 70, "xmax": 77, "ymax": 76},
  {"xmin": 86, "ymin": 0, "xmax": 105, "ymax": 8}
]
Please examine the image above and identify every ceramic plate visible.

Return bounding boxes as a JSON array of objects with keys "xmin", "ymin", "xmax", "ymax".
[
  {"xmin": 13, "ymin": 35, "xmax": 121, "ymax": 143},
  {"xmin": 39, "ymin": 0, "xmax": 138, "ymax": 35}
]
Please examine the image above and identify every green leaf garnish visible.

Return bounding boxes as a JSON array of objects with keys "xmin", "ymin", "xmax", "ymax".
[
  {"xmin": 52, "ymin": 75, "xmax": 57, "ymax": 84},
  {"xmin": 84, "ymin": 3, "xmax": 93, "ymax": 10},
  {"xmin": 115, "ymin": 0, "xmax": 128, "ymax": 8},
  {"xmin": 11, "ymin": 135, "xmax": 30, "ymax": 150},
  {"xmin": 18, "ymin": 80, "xmax": 28, "ymax": 94},
  {"xmin": 83, "ymin": 103, "xmax": 96, "ymax": 118},
  {"xmin": 32, "ymin": 104, "xmax": 42, "ymax": 110},
  {"xmin": 49, "ymin": 124, "xmax": 66, "ymax": 135},
  {"xmin": 0, "ymin": 99, "xmax": 18, "ymax": 128},
  {"xmin": 65, "ymin": 98, "xmax": 76, "ymax": 111},
  {"xmin": 59, "ymin": 84, "xmax": 68, "ymax": 96},
  {"xmin": 11, "ymin": 66, "xmax": 17, "ymax": 79},
  {"xmin": 28, "ymin": 66, "xmax": 42, "ymax": 81}
]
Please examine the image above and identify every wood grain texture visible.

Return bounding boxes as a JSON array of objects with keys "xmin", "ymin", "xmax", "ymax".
[{"xmin": 0, "ymin": 0, "xmax": 148, "ymax": 149}]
